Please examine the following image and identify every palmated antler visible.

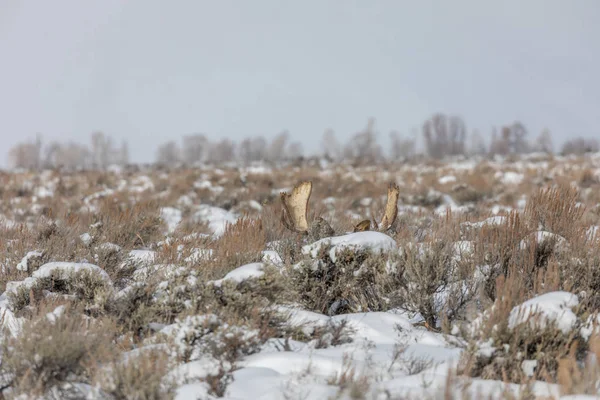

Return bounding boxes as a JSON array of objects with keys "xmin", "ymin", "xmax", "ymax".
[
  {"xmin": 353, "ymin": 219, "xmax": 371, "ymax": 232},
  {"xmin": 379, "ymin": 182, "xmax": 400, "ymax": 231},
  {"xmin": 353, "ymin": 182, "xmax": 399, "ymax": 233},
  {"xmin": 280, "ymin": 181, "xmax": 312, "ymax": 233}
]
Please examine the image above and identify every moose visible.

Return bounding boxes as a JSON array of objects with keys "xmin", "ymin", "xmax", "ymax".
[{"xmin": 280, "ymin": 181, "xmax": 400, "ymax": 240}]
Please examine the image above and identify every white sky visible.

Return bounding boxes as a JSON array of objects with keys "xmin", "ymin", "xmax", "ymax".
[{"xmin": 0, "ymin": 0, "xmax": 599, "ymax": 163}]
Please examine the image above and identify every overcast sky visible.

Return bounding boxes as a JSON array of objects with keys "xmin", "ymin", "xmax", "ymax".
[{"xmin": 1, "ymin": 0, "xmax": 599, "ymax": 163}]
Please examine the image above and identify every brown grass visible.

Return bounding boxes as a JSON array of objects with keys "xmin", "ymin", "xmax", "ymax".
[{"xmin": 3, "ymin": 155, "xmax": 600, "ymax": 396}]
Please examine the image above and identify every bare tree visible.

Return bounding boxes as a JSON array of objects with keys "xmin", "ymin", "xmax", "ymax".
[
  {"xmin": 321, "ymin": 129, "xmax": 340, "ymax": 162},
  {"xmin": 117, "ymin": 140, "xmax": 130, "ymax": 165},
  {"xmin": 561, "ymin": 137, "xmax": 600, "ymax": 155},
  {"xmin": 54, "ymin": 142, "xmax": 91, "ymax": 169},
  {"xmin": 489, "ymin": 127, "xmax": 509, "ymax": 156},
  {"xmin": 207, "ymin": 139, "xmax": 236, "ymax": 164},
  {"xmin": 287, "ymin": 141, "xmax": 304, "ymax": 160},
  {"xmin": 181, "ymin": 134, "xmax": 208, "ymax": 165},
  {"xmin": 533, "ymin": 128, "xmax": 554, "ymax": 154},
  {"xmin": 422, "ymin": 113, "xmax": 466, "ymax": 159},
  {"xmin": 389, "ymin": 131, "xmax": 416, "ymax": 161},
  {"xmin": 155, "ymin": 141, "xmax": 180, "ymax": 166},
  {"xmin": 267, "ymin": 131, "xmax": 290, "ymax": 163},
  {"xmin": 500, "ymin": 122, "xmax": 529, "ymax": 154},
  {"xmin": 43, "ymin": 141, "xmax": 62, "ymax": 168},
  {"xmin": 468, "ymin": 130, "xmax": 487, "ymax": 156},
  {"xmin": 239, "ymin": 136, "xmax": 267, "ymax": 164},
  {"xmin": 343, "ymin": 118, "xmax": 383, "ymax": 165},
  {"xmin": 8, "ymin": 135, "xmax": 42, "ymax": 169},
  {"xmin": 90, "ymin": 132, "xmax": 113, "ymax": 169}
]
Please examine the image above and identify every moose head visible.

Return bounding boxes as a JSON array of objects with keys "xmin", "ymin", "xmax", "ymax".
[{"xmin": 280, "ymin": 181, "xmax": 399, "ymax": 240}]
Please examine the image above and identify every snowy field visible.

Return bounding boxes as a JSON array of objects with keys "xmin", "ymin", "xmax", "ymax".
[{"xmin": 1, "ymin": 154, "xmax": 600, "ymax": 399}]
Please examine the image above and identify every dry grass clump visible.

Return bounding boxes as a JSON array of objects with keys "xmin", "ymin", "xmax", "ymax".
[
  {"xmin": 92, "ymin": 198, "xmax": 165, "ymax": 249},
  {"xmin": 450, "ymin": 183, "xmax": 486, "ymax": 205},
  {"xmin": 523, "ymin": 184, "xmax": 585, "ymax": 240},
  {"xmin": 467, "ymin": 185, "xmax": 588, "ymax": 305},
  {"xmin": 557, "ymin": 333, "xmax": 600, "ymax": 396},
  {"xmin": 458, "ymin": 275, "xmax": 588, "ymax": 385},
  {"xmin": 95, "ymin": 349, "xmax": 177, "ymax": 400},
  {"xmin": 258, "ymin": 201, "xmax": 301, "ymax": 248},
  {"xmin": 207, "ymin": 216, "xmax": 266, "ymax": 278},
  {"xmin": 454, "ymin": 186, "xmax": 600, "ymax": 388}
]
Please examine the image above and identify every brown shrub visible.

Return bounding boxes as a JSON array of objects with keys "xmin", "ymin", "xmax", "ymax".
[
  {"xmin": 289, "ymin": 247, "xmax": 395, "ymax": 316},
  {"xmin": 458, "ymin": 274, "xmax": 587, "ymax": 385},
  {"xmin": 524, "ymin": 185, "xmax": 585, "ymax": 240},
  {"xmin": 95, "ymin": 348, "xmax": 176, "ymax": 400},
  {"xmin": 93, "ymin": 199, "xmax": 164, "ymax": 249},
  {"xmin": 0, "ymin": 304, "xmax": 117, "ymax": 398},
  {"xmin": 206, "ymin": 216, "xmax": 266, "ymax": 278}
]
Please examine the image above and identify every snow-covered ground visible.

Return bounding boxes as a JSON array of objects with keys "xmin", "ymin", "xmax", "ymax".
[{"xmin": 1, "ymin": 155, "xmax": 600, "ymax": 399}]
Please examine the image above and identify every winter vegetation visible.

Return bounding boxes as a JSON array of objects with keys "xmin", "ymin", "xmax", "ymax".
[
  {"xmin": 4, "ymin": 122, "xmax": 600, "ymax": 399},
  {"xmin": 7, "ymin": 114, "xmax": 600, "ymax": 171}
]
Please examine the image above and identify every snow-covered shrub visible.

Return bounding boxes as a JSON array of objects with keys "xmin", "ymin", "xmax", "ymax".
[
  {"xmin": 458, "ymin": 290, "xmax": 588, "ymax": 383},
  {"xmin": 166, "ymin": 314, "xmax": 262, "ymax": 364},
  {"xmin": 311, "ymin": 319, "xmax": 355, "ymax": 349},
  {"xmin": 94, "ymin": 348, "xmax": 177, "ymax": 400},
  {"xmin": 290, "ymin": 244, "xmax": 395, "ymax": 316},
  {"xmin": 7, "ymin": 263, "xmax": 112, "ymax": 315},
  {"xmin": 0, "ymin": 305, "xmax": 116, "ymax": 398},
  {"xmin": 92, "ymin": 242, "xmax": 126, "ymax": 286},
  {"xmin": 105, "ymin": 265, "xmax": 200, "ymax": 336},
  {"xmin": 106, "ymin": 282, "xmax": 170, "ymax": 336},
  {"xmin": 393, "ymin": 239, "xmax": 477, "ymax": 329},
  {"xmin": 207, "ymin": 262, "xmax": 291, "ymax": 313}
]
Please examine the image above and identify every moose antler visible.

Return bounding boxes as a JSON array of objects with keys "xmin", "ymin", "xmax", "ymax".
[
  {"xmin": 353, "ymin": 219, "xmax": 371, "ymax": 232},
  {"xmin": 280, "ymin": 181, "xmax": 312, "ymax": 233},
  {"xmin": 352, "ymin": 183, "xmax": 399, "ymax": 232},
  {"xmin": 379, "ymin": 182, "xmax": 400, "ymax": 231}
]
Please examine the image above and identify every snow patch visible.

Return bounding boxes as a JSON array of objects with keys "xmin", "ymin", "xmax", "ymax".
[
  {"xmin": 160, "ymin": 207, "xmax": 182, "ymax": 233},
  {"xmin": 261, "ymin": 250, "xmax": 283, "ymax": 267},
  {"xmin": 16, "ymin": 250, "xmax": 43, "ymax": 272},
  {"xmin": 496, "ymin": 171, "xmax": 524, "ymax": 185},
  {"xmin": 508, "ymin": 291, "xmax": 579, "ymax": 334},
  {"xmin": 462, "ymin": 216, "xmax": 507, "ymax": 229},
  {"xmin": 302, "ymin": 231, "xmax": 397, "ymax": 262},
  {"xmin": 193, "ymin": 205, "xmax": 237, "ymax": 237},
  {"xmin": 211, "ymin": 262, "xmax": 266, "ymax": 287},
  {"xmin": 33, "ymin": 262, "xmax": 111, "ymax": 282},
  {"xmin": 438, "ymin": 175, "xmax": 457, "ymax": 184},
  {"xmin": 128, "ymin": 249, "xmax": 157, "ymax": 265}
]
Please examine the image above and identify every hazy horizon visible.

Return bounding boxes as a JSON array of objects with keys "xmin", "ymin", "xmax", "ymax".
[{"xmin": 1, "ymin": 0, "xmax": 599, "ymax": 164}]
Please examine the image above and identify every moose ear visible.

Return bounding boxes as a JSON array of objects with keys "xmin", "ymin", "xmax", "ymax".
[
  {"xmin": 280, "ymin": 181, "xmax": 312, "ymax": 233},
  {"xmin": 353, "ymin": 219, "xmax": 371, "ymax": 232},
  {"xmin": 379, "ymin": 182, "xmax": 399, "ymax": 232}
]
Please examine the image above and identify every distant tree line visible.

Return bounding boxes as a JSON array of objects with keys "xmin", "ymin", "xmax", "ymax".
[
  {"xmin": 8, "ymin": 132, "xmax": 129, "ymax": 170},
  {"xmin": 7, "ymin": 113, "xmax": 599, "ymax": 169},
  {"xmin": 319, "ymin": 113, "xmax": 597, "ymax": 164},
  {"xmin": 155, "ymin": 131, "xmax": 303, "ymax": 167}
]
